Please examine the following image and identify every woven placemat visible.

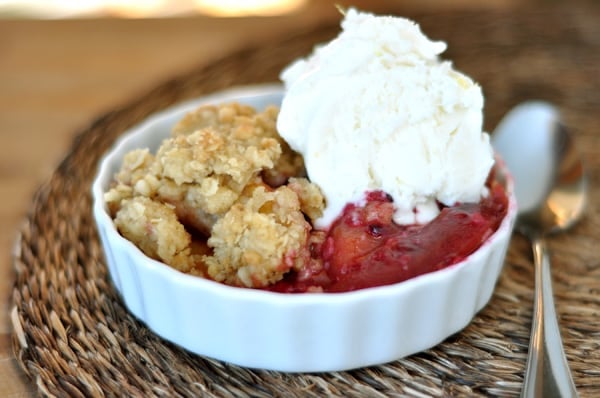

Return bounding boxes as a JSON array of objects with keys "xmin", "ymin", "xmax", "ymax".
[{"xmin": 12, "ymin": 3, "xmax": 600, "ymax": 397}]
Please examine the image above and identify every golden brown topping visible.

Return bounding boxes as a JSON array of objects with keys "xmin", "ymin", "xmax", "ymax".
[
  {"xmin": 205, "ymin": 184, "xmax": 310, "ymax": 288},
  {"xmin": 288, "ymin": 177, "xmax": 326, "ymax": 223},
  {"xmin": 106, "ymin": 102, "xmax": 325, "ymax": 288},
  {"xmin": 114, "ymin": 197, "xmax": 196, "ymax": 273}
]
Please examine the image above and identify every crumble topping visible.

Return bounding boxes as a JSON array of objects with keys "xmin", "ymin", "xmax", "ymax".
[
  {"xmin": 206, "ymin": 182, "xmax": 310, "ymax": 288},
  {"xmin": 105, "ymin": 102, "xmax": 325, "ymax": 288},
  {"xmin": 114, "ymin": 196, "xmax": 197, "ymax": 273}
]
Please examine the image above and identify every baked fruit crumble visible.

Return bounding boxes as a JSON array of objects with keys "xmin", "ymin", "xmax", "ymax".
[
  {"xmin": 104, "ymin": 8, "xmax": 510, "ymax": 294},
  {"xmin": 105, "ymin": 102, "xmax": 509, "ymax": 293},
  {"xmin": 93, "ymin": 9, "xmax": 518, "ymax": 373}
]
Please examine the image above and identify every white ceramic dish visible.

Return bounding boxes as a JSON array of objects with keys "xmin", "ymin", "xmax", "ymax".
[{"xmin": 92, "ymin": 84, "xmax": 517, "ymax": 373}]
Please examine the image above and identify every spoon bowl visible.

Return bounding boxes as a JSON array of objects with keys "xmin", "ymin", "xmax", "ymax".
[
  {"xmin": 493, "ymin": 102, "xmax": 587, "ymax": 235},
  {"xmin": 493, "ymin": 101, "xmax": 586, "ymax": 398}
]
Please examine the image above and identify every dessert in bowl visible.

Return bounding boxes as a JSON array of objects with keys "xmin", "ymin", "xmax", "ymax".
[{"xmin": 92, "ymin": 9, "xmax": 517, "ymax": 372}]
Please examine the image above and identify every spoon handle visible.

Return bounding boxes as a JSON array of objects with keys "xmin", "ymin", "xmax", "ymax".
[{"xmin": 521, "ymin": 237, "xmax": 578, "ymax": 398}]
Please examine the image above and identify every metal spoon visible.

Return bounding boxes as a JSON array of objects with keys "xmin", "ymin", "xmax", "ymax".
[{"xmin": 492, "ymin": 101, "xmax": 586, "ymax": 398}]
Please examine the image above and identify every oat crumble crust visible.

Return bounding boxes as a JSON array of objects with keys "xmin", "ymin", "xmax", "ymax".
[
  {"xmin": 114, "ymin": 196, "xmax": 198, "ymax": 273},
  {"xmin": 105, "ymin": 102, "xmax": 325, "ymax": 288}
]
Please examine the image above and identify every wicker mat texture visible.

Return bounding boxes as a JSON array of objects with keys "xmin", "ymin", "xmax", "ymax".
[{"xmin": 11, "ymin": 3, "xmax": 600, "ymax": 397}]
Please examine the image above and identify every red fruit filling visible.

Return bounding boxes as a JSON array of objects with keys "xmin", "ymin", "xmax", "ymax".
[{"xmin": 266, "ymin": 177, "xmax": 508, "ymax": 293}]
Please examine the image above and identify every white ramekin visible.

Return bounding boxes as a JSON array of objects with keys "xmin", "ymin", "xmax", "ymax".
[{"xmin": 92, "ymin": 84, "xmax": 517, "ymax": 373}]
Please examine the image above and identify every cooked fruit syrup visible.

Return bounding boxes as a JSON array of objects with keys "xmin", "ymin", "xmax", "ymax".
[{"xmin": 267, "ymin": 177, "xmax": 508, "ymax": 293}]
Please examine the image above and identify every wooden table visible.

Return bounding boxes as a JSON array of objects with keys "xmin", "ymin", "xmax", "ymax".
[{"xmin": 0, "ymin": 0, "xmax": 544, "ymax": 395}]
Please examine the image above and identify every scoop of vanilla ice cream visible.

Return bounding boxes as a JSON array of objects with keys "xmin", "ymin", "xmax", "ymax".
[{"xmin": 277, "ymin": 8, "xmax": 494, "ymax": 229}]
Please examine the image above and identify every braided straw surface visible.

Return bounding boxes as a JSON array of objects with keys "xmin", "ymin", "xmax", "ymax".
[{"xmin": 12, "ymin": 4, "xmax": 600, "ymax": 397}]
